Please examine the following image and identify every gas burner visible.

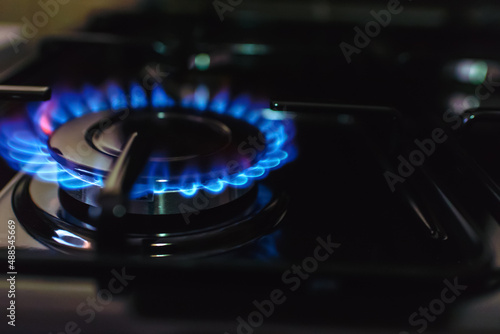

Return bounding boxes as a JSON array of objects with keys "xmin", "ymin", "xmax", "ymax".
[
  {"xmin": 0, "ymin": 82, "xmax": 295, "ymax": 204},
  {"xmin": 0, "ymin": 81, "xmax": 296, "ymax": 257}
]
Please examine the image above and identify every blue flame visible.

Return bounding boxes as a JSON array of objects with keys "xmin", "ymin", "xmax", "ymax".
[
  {"xmin": 152, "ymin": 85, "xmax": 175, "ymax": 108},
  {"xmin": 83, "ymin": 84, "xmax": 109, "ymax": 112},
  {"xmin": 193, "ymin": 85, "xmax": 210, "ymax": 110},
  {"xmin": 228, "ymin": 94, "xmax": 251, "ymax": 118},
  {"xmin": 210, "ymin": 88, "xmax": 230, "ymax": 113},
  {"xmin": 129, "ymin": 82, "xmax": 148, "ymax": 109},
  {"xmin": 0, "ymin": 82, "xmax": 296, "ymax": 198},
  {"xmin": 59, "ymin": 95, "xmax": 80, "ymax": 118},
  {"xmin": 0, "ymin": 118, "xmax": 100, "ymax": 189},
  {"xmin": 107, "ymin": 82, "xmax": 129, "ymax": 110}
]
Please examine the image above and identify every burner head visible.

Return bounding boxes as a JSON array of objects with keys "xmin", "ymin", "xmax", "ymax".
[{"xmin": 47, "ymin": 108, "xmax": 267, "ymax": 214}]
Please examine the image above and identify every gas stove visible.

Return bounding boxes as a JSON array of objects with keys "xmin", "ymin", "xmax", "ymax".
[{"xmin": 2, "ymin": 3, "xmax": 500, "ymax": 333}]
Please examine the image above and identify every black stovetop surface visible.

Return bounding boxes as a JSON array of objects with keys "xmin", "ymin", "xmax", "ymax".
[{"xmin": 2, "ymin": 6, "xmax": 500, "ymax": 333}]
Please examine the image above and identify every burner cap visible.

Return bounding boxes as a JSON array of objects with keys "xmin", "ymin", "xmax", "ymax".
[
  {"xmin": 93, "ymin": 112, "xmax": 232, "ymax": 161},
  {"xmin": 48, "ymin": 109, "xmax": 266, "ymax": 183}
]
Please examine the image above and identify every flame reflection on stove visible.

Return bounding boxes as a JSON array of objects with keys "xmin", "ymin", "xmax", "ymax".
[{"xmin": 52, "ymin": 229, "xmax": 91, "ymax": 249}]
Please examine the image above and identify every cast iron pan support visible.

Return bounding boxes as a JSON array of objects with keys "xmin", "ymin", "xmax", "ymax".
[
  {"xmin": 270, "ymin": 100, "xmax": 449, "ymax": 240},
  {"xmin": 96, "ymin": 129, "xmax": 153, "ymax": 258}
]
